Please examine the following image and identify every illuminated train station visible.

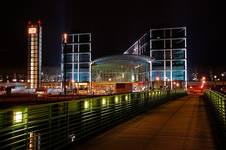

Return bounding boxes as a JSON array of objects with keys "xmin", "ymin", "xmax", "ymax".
[
  {"xmin": 91, "ymin": 55, "xmax": 152, "ymax": 95},
  {"xmin": 61, "ymin": 27, "xmax": 187, "ymax": 95}
]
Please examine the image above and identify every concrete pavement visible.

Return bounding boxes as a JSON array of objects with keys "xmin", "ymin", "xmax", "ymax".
[{"xmin": 69, "ymin": 95, "xmax": 216, "ymax": 150}]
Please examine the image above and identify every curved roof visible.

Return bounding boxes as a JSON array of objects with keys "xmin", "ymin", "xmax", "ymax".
[{"xmin": 92, "ymin": 55, "xmax": 154, "ymax": 65}]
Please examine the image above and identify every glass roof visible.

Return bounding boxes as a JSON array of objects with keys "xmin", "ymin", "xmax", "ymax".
[{"xmin": 92, "ymin": 55, "xmax": 154, "ymax": 65}]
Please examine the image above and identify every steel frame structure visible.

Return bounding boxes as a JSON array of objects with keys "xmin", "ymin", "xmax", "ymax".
[{"xmin": 124, "ymin": 27, "xmax": 187, "ymax": 90}]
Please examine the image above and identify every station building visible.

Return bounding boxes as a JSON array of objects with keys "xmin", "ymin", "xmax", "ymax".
[
  {"xmin": 91, "ymin": 55, "xmax": 152, "ymax": 95},
  {"xmin": 61, "ymin": 27, "xmax": 187, "ymax": 95}
]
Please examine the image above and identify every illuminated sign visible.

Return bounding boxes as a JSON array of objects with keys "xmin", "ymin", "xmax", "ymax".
[{"xmin": 28, "ymin": 27, "xmax": 37, "ymax": 34}]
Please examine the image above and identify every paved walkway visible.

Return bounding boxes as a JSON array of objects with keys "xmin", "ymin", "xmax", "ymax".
[{"xmin": 70, "ymin": 95, "xmax": 216, "ymax": 150}]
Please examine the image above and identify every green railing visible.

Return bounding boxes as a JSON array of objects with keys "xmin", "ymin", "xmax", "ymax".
[
  {"xmin": 204, "ymin": 90, "xmax": 226, "ymax": 148},
  {"xmin": 0, "ymin": 90, "xmax": 186, "ymax": 150}
]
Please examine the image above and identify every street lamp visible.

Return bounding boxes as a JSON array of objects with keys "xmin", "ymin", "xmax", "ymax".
[
  {"xmin": 202, "ymin": 76, "xmax": 206, "ymax": 81},
  {"xmin": 213, "ymin": 75, "xmax": 217, "ymax": 89},
  {"xmin": 221, "ymin": 73, "xmax": 225, "ymax": 86}
]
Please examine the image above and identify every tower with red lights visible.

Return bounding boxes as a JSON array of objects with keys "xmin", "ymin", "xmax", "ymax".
[{"xmin": 27, "ymin": 21, "xmax": 42, "ymax": 89}]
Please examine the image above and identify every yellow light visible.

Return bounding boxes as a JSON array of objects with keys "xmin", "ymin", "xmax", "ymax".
[
  {"xmin": 156, "ymin": 76, "xmax": 160, "ymax": 81},
  {"xmin": 28, "ymin": 27, "xmax": 37, "ymax": 34},
  {"xmin": 115, "ymin": 96, "xmax": 119, "ymax": 103},
  {"xmin": 176, "ymin": 83, "xmax": 180, "ymax": 87},
  {"xmin": 125, "ymin": 95, "xmax": 128, "ymax": 101},
  {"xmin": 14, "ymin": 112, "xmax": 22, "ymax": 123},
  {"xmin": 149, "ymin": 92, "xmax": 151, "ymax": 96},
  {"xmin": 84, "ymin": 101, "xmax": 89, "ymax": 109},
  {"xmin": 102, "ymin": 98, "xmax": 106, "ymax": 105}
]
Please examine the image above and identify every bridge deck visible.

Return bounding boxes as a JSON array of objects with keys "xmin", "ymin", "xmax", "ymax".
[{"xmin": 69, "ymin": 95, "xmax": 216, "ymax": 150}]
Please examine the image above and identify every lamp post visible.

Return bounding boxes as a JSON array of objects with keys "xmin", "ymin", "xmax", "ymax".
[
  {"xmin": 214, "ymin": 75, "xmax": 217, "ymax": 89},
  {"xmin": 62, "ymin": 33, "xmax": 67, "ymax": 95},
  {"xmin": 221, "ymin": 73, "xmax": 225, "ymax": 86}
]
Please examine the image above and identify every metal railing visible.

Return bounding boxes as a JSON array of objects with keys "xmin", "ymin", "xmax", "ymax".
[
  {"xmin": 0, "ymin": 90, "xmax": 186, "ymax": 150},
  {"xmin": 204, "ymin": 90, "xmax": 226, "ymax": 148}
]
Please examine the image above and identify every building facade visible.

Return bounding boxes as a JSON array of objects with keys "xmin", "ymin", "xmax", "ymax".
[
  {"xmin": 61, "ymin": 33, "xmax": 91, "ymax": 92},
  {"xmin": 27, "ymin": 21, "xmax": 42, "ymax": 89},
  {"xmin": 124, "ymin": 27, "xmax": 187, "ymax": 89},
  {"xmin": 91, "ymin": 55, "xmax": 152, "ymax": 94}
]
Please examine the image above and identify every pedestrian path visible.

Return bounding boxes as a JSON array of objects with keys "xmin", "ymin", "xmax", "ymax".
[{"xmin": 70, "ymin": 95, "xmax": 216, "ymax": 150}]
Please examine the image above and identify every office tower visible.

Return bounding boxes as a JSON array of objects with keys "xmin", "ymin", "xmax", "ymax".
[
  {"xmin": 61, "ymin": 33, "xmax": 91, "ymax": 90},
  {"xmin": 124, "ymin": 27, "xmax": 187, "ymax": 89},
  {"xmin": 27, "ymin": 21, "xmax": 42, "ymax": 89}
]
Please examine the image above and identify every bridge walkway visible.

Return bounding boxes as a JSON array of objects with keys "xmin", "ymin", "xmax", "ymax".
[{"xmin": 69, "ymin": 95, "xmax": 216, "ymax": 150}]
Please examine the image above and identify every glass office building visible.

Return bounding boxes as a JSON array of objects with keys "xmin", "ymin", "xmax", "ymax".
[
  {"xmin": 27, "ymin": 21, "xmax": 42, "ymax": 89},
  {"xmin": 61, "ymin": 33, "xmax": 91, "ymax": 92},
  {"xmin": 124, "ymin": 27, "xmax": 187, "ymax": 89}
]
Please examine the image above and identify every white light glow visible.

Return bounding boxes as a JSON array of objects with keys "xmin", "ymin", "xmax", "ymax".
[
  {"xmin": 28, "ymin": 28, "xmax": 37, "ymax": 34},
  {"xmin": 14, "ymin": 112, "xmax": 22, "ymax": 123},
  {"xmin": 115, "ymin": 96, "xmax": 119, "ymax": 103},
  {"xmin": 102, "ymin": 98, "xmax": 106, "ymax": 106},
  {"xmin": 131, "ymin": 75, "xmax": 135, "ymax": 81},
  {"xmin": 84, "ymin": 101, "xmax": 89, "ymax": 109}
]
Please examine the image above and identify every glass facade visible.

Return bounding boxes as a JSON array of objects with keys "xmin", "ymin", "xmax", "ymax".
[
  {"xmin": 92, "ymin": 62, "xmax": 149, "ymax": 83},
  {"xmin": 91, "ymin": 55, "xmax": 151, "ymax": 94},
  {"xmin": 27, "ymin": 21, "xmax": 42, "ymax": 89},
  {"xmin": 124, "ymin": 27, "xmax": 187, "ymax": 89},
  {"xmin": 61, "ymin": 33, "xmax": 91, "ymax": 83}
]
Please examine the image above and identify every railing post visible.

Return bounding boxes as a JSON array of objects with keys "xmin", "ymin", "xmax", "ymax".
[{"xmin": 224, "ymin": 98, "xmax": 226, "ymax": 129}]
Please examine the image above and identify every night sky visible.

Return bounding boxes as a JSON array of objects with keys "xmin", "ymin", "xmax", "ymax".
[{"xmin": 0, "ymin": 0, "xmax": 225, "ymax": 73}]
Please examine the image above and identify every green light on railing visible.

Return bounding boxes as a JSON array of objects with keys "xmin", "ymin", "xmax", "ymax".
[
  {"xmin": 102, "ymin": 98, "xmax": 106, "ymax": 106},
  {"xmin": 84, "ymin": 101, "xmax": 89, "ymax": 109},
  {"xmin": 125, "ymin": 95, "xmax": 128, "ymax": 101},
  {"xmin": 115, "ymin": 96, "xmax": 119, "ymax": 103},
  {"xmin": 14, "ymin": 111, "xmax": 22, "ymax": 123}
]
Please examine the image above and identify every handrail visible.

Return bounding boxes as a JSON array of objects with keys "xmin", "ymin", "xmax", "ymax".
[
  {"xmin": 0, "ymin": 90, "xmax": 186, "ymax": 150},
  {"xmin": 204, "ymin": 89, "xmax": 226, "ymax": 147}
]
